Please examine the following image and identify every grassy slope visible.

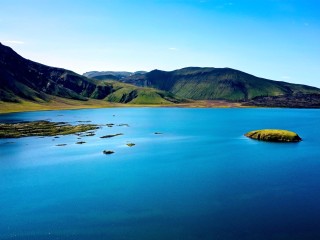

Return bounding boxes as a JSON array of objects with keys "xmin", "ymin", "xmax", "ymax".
[
  {"xmin": 0, "ymin": 80, "xmax": 186, "ymax": 114},
  {"xmin": 172, "ymin": 74, "xmax": 318, "ymax": 101},
  {"xmin": 0, "ymin": 98, "xmax": 245, "ymax": 114},
  {"xmin": 130, "ymin": 90, "xmax": 171, "ymax": 104},
  {"xmin": 0, "ymin": 97, "xmax": 118, "ymax": 114},
  {"xmin": 139, "ymin": 68, "xmax": 320, "ymax": 101},
  {"xmin": 103, "ymin": 80, "xmax": 182, "ymax": 104}
]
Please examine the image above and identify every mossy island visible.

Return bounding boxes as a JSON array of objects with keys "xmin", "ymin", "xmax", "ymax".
[
  {"xmin": 0, "ymin": 121, "xmax": 98, "ymax": 138},
  {"xmin": 245, "ymin": 129, "xmax": 302, "ymax": 142}
]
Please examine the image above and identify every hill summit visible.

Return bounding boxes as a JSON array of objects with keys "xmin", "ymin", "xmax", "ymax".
[{"xmin": 109, "ymin": 67, "xmax": 320, "ymax": 101}]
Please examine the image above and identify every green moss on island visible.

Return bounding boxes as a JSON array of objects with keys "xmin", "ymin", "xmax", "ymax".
[
  {"xmin": 245, "ymin": 129, "xmax": 302, "ymax": 142},
  {"xmin": 0, "ymin": 121, "xmax": 99, "ymax": 138}
]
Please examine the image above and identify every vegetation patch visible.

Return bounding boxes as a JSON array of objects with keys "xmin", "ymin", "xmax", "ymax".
[
  {"xmin": 245, "ymin": 129, "xmax": 302, "ymax": 142},
  {"xmin": 0, "ymin": 121, "xmax": 99, "ymax": 138}
]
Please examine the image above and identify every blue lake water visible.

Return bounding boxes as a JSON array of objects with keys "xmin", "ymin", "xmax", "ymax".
[{"xmin": 1, "ymin": 108, "xmax": 320, "ymax": 240}]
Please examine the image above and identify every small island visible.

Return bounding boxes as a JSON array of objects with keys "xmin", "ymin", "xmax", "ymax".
[
  {"xmin": 0, "ymin": 121, "xmax": 98, "ymax": 138},
  {"xmin": 245, "ymin": 129, "xmax": 302, "ymax": 142}
]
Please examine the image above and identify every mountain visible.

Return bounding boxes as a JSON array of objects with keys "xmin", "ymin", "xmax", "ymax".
[
  {"xmin": 0, "ymin": 42, "xmax": 105, "ymax": 102},
  {"xmin": 117, "ymin": 67, "xmax": 320, "ymax": 101},
  {"xmin": 2, "ymin": 42, "xmax": 320, "ymax": 109},
  {"xmin": 0, "ymin": 43, "xmax": 181, "ymax": 105}
]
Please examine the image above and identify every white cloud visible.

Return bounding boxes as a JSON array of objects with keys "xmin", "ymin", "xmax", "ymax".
[
  {"xmin": 169, "ymin": 47, "xmax": 178, "ymax": 51},
  {"xmin": 3, "ymin": 40, "xmax": 25, "ymax": 45},
  {"xmin": 281, "ymin": 76, "xmax": 291, "ymax": 80}
]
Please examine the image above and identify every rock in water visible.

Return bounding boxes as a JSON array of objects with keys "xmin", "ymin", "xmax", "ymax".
[
  {"xmin": 100, "ymin": 133, "xmax": 123, "ymax": 138},
  {"xmin": 245, "ymin": 129, "xmax": 302, "ymax": 142},
  {"xmin": 103, "ymin": 150, "xmax": 115, "ymax": 154}
]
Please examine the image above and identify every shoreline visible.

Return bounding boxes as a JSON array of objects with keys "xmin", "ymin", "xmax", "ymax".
[
  {"xmin": 2, "ymin": 99, "xmax": 319, "ymax": 115},
  {"xmin": 0, "ymin": 99, "xmax": 245, "ymax": 114}
]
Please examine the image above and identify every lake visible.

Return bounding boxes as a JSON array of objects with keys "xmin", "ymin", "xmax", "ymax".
[{"xmin": 1, "ymin": 108, "xmax": 320, "ymax": 240}]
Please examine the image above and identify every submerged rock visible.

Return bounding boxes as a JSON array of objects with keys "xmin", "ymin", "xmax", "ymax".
[
  {"xmin": 100, "ymin": 133, "xmax": 123, "ymax": 138},
  {"xmin": 118, "ymin": 124, "xmax": 129, "ymax": 127},
  {"xmin": 103, "ymin": 150, "xmax": 114, "ymax": 154},
  {"xmin": 56, "ymin": 144, "xmax": 67, "ymax": 146},
  {"xmin": 76, "ymin": 141, "xmax": 86, "ymax": 144},
  {"xmin": 126, "ymin": 143, "xmax": 135, "ymax": 147},
  {"xmin": 245, "ymin": 129, "xmax": 302, "ymax": 142}
]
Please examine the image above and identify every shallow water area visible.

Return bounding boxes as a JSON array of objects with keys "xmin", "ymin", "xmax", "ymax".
[{"xmin": 1, "ymin": 108, "xmax": 320, "ymax": 240}]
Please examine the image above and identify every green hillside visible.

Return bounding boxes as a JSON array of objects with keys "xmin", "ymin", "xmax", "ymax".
[
  {"xmin": 0, "ymin": 43, "xmax": 182, "ymax": 105},
  {"xmin": 103, "ymin": 81, "xmax": 182, "ymax": 104},
  {"xmin": 121, "ymin": 67, "xmax": 320, "ymax": 101},
  {"xmin": 2, "ymin": 42, "xmax": 320, "ymax": 109}
]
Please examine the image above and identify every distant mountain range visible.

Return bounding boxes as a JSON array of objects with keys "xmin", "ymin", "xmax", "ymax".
[
  {"xmin": 87, "ymin": 67, "xmax": 320, "ymax": 101},
  {"xmin": 83, "ymin": 71, "xmax": 147, "ymax": 80},
  {"xmin": 1, "ymin": 42, "xmax": 320, "ymax": 108}
]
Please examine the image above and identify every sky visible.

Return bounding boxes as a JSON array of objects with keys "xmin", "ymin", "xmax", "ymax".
[{"xmin": 1, "ymin": 0, "xmax": 320, "ymax": 87}]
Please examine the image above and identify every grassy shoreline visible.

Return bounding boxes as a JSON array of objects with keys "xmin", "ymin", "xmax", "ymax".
[{"xmin": 0, "ymin": 98, "xmax": 244, "ymax": 114}]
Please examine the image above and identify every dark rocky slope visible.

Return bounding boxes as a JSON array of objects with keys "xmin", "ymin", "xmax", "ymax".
[{"xmin": 244, "ymin": 93, "xmax": 320, "ymax": 108}]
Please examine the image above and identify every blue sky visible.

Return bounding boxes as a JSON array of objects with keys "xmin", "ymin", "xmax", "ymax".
[{"xmin": 1, "ymin": 0, "xmax": 320, "ymax": 87}]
